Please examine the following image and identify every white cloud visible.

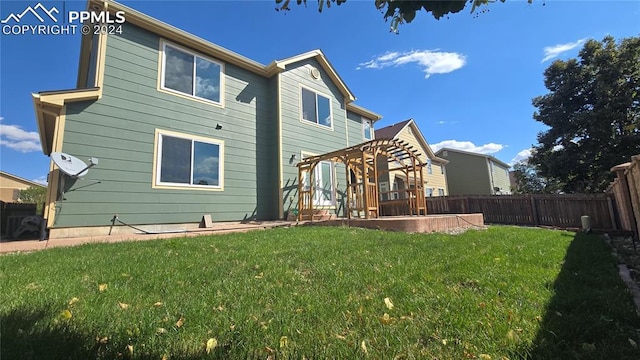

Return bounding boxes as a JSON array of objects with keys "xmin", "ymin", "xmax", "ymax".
[
  {"xmin": 0, "ymin": 117, "xmax": 41, "ymax": 153},
  {"xmin": 510, "ymin": 149, "xmax": 532, "ymax": 165},
  {"xmin": 32, "ymin": 175, "xmax": 48, "ymax": 185},
  {"xmin": 431, "ymin": 140, "xmax": 505, "ymax": 154},
  {"xmin": 542, "ymin": 38, "xmax": 587, "ymax": 63},
  {"xmin": 358, "ymin": 50, "xmax": 466, "ymax": 78}
]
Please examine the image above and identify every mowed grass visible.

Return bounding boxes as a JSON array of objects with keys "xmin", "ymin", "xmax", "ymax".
[{"xmin": 1, "ymin": 226, "xmax": 639, "ymax": 359}]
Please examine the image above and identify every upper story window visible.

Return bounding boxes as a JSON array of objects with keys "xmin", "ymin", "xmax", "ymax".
[
  {"xmin": 301, "ymin": 87, "xmax": 332, "ymax": 128},
  {"xmin": 86, "ymin": 33, "xmax": 100, "ymax": 88},
  {"xmin": 427, "ymin": 159, "xmax": 433, "ymax": 174},
  {"xmin": 161, "ymin": 42, "xmax": 223, "ymax": 105},
  {"xmin": 362, "ymin": 118, "xmax": 373, "ymax": 140},
  {"xmin": 440, "ymin": 164, "xmax": 445, "ymax": 174},
  {"xmin": 154, "ymin": 129, "xmax": 224, "ymax": 190}
]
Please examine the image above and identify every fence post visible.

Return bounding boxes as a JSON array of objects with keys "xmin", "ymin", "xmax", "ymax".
[
  {"xmin": 607, "ymin": 195, "xmax": 617, "ymax": 230},
  {"xmin": 530, "ymin": 194, "xmax": 539, "ymax": 226}
]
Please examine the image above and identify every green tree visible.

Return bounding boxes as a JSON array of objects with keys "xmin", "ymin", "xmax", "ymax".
[
  {"xmin": 17, "ymin": 186, "xmax": 46, "ymax": 204},
  {"xmin": 511, "ymin": 161, "xmax": 562, "ymax": 194},
  {"xmin": 530, "ymin": 36, "xmax": 640, "ymax": 193},
  {"xmin": 275, "ymin": 0, "xmax": 534, "ymax": 33},
  {"xmin": 17, "ymin": 186, "xmax": 47, "ymax": 214}
]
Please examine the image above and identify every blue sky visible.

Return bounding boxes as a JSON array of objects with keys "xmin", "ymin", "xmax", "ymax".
[{"xmin": 1, "ymin": 0, "xmax": 639, "ymax": 184}]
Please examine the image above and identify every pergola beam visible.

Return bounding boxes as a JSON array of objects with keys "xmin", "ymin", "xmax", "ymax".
[{"xmin": 296, "ymin": 138, "xmax": 426, "ymax": 221}]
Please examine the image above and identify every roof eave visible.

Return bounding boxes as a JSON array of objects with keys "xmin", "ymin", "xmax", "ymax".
[
  {"xmin": 346, "ymin": 103, "xmax": 382, "ymax": 121},
  {"xmin": 32, "ymin": 88, "xmax": 102, "ymax": 155},
  {"xmin": 96, "ymin": 0, "xmax": 268, "ymax": 76},
  {"xmin": 274, "ymin": 49, "xmax": 356, "ymax": 102}
]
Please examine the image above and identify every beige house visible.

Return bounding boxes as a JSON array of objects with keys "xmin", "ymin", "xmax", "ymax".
[
  {"xmin": 375, "ymin": 119, "xmax": 449, "ymax": 199},
  {"xmin": 0, "ymin": 171, "xmax": 46, "ymax": 203},
  {"xmin": 434, "ymin": 148, "xmax": 512, "ymax": 195}
]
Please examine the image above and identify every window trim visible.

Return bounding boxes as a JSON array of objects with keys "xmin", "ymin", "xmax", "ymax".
[
  {"xmin": 158, "ymin": 39, "xmax": 225, "ymax": 107},
  {"xmin": 362, "ymin": 117, "xmax": 373, "ymax": 140},
  {"xmin": 152, "ymin": 129, "xmax": 225, "ymax": 191},
  {"xmin": 299, "ymin": 85, "xmax": 334, "ymax": 130}
]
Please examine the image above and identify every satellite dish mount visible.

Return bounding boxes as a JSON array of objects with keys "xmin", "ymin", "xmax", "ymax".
[
  {"xmin": 50, "ymin": 152, "xmax": 100, "ymax": 200},
  {"xmin": 51, "ymin": 152, "xmax": 98, "ymax": 178}
]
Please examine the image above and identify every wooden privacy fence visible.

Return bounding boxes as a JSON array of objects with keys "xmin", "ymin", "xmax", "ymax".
[
  {"xmin": 426, "ymin": 194, "xmax": 616, "ymax": 230},
  {"xmin": 607, "ymin": 154, "xmax": 640, "ymax": 240},
  {"xmin": 0, "ymin": 201, "xmax": 40, "ymax": 237}
]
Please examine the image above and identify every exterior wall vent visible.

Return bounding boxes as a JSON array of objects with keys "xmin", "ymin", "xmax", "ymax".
[{"xmin": 310, "ymin": 67, "xmax": 321, "ymax": 80}]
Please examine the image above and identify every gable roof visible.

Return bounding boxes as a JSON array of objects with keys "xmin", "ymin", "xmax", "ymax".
[
  {"xmin": 435, "ymin": 147, "xmax": 511, "ymax": 169},
  {"xmin": 0, "ymin": 171, "xmax": 46, "ymax": 188},
  {"xmin": 375, "ymin": 119, "xmax": 412, "ymax": 140},
  {"xmin": 272, "ymin": 50, "xmax": 355, "ymax": 102},
  {"xmin": 375, "ymin": 119, "xmax": 447, "ymax": 164}
]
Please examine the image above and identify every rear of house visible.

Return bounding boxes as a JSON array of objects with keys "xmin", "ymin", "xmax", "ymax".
[
  {"xmin": 33, "ymin": 0, "xmax": 380, "ymax": 238},
  {"xmin": 375, "ymin": 119, "xmax": 449, "ymax": 200},
  {"xmin": 435, "ymin": 148, "xmax": 511, "ymax": 195}
]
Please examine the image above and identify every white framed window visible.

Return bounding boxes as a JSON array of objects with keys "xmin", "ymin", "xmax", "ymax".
[
  {"xmin": 427, "ymin": 159, "xmax": 433, "ymax": 174},
  {"xmin": 160, "ymin": 41, "xmax": 224, "ymax": 105},
  {"xmin": 426, "ymin": 188, "xmax": 434, "ymax": 197},
  {"xmin": 300, "ymin": 86, "xmax": 332, "ymax": 129},
  {"xmin": 154, "ymin": 129, "xmax": 224, "ymax": 190},
  {"xmin": 379, "ymin": 181, "xmax": 389, "ymax": 201},
  {"xmin": 441, "ymin": 164, "xmax": 444, "ymax": 174},
  {"xmin": 362, "ymin": 118, "xmax": 373, "ymax": 140},
  {"xmin": 438, "ymin": 188, "xmax": 445, "ymax": 196}
]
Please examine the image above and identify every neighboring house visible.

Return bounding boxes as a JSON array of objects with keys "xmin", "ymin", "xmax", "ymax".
[
  {"xmin": 434, "ymin": 148, "xmax": 512, "ymax": 195},
  {"xmin": 0, "ymin": 171, "xmax": 46, "ymax": 203},
  {"xmin": 375, "ymin": 119, "xmax": 449, "ymax": 199},
  {"xmin": 33, "ymin": 0, "xmax": 381, "ymax": 238}
]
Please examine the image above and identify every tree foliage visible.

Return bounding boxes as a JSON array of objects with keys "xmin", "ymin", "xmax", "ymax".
[
  {"xmin": 511, "ymin": 161, "xmax": 562, "ymax": 194},
  {"xmin": 275, "ymin": 0, "xmax": 532, "ymax": 33},
  {"xmin": 17, "ymin": 186, "xmax": 47, "ymax": 204},
  {"xmin": 530, "ymin": 36, "xmax": 640, "ymax": 193},
  {"xmin": 17, "ymin": 186, "xmax": 47, "ymax": 214}
]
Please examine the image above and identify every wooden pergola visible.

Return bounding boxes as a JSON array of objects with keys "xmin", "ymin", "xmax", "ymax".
[{"xmin": 296, "ymin": 138, "xmax": 427, "ymax": 221}]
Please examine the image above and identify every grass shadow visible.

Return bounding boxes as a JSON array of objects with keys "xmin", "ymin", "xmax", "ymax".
[
  {"xmin": 0, "ymin": 304, "xmax": 224, "ymax": 360},
  {"xmin": 517, "ymin": 232, "xmax": 640, "ymax": 359},
  {"xmin": 0, "ymin": 304, "xmax": 90, "ymax": 359}
]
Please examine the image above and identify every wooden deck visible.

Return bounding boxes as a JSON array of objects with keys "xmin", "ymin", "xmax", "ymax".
[{"xmin": 308, "ymin": 213, "xmax": 485, "ymax": 233}]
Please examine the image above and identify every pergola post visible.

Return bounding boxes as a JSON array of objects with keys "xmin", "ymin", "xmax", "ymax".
[
  {"xmin": 344, "ymin": 156, "xmax": 352, "ymax": 219},
  {"xmin": 361, "ymin": 151, "xmax": 369, "ymax": 219}
]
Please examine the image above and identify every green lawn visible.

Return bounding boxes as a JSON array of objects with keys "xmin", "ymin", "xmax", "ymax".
[{"xmin": 1, "ymin": 226, "xmax": 639, "ymax": 359}]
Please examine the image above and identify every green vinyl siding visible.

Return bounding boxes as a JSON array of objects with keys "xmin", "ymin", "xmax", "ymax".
[
  {"xmin": 54, "ymin": 22, "xmax": 278, "ymax": 228},
  {"xmin": 346, "ymin": 110, "xmax": 366, "ymax": 146},
  {"xmin": 489, "ymin": 160, "xmax": 511, "ymax": 194},
  {"xmin": 279, "ymin": 59, "xmax": 348, "ymax": 216},
  {"xmin": 441, "ymin": 151, "xmax": 492, "ymax": 195}
]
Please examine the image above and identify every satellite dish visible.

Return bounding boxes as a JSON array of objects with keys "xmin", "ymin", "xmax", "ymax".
[{"xmin": 51, "ymin": 152, "xmax": 98, "ymax": 178}]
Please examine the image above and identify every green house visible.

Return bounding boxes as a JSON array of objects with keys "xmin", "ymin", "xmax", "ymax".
[
  {"xmin": 33, "ymin": 0, "xmax": 381, "ymax": 238},
  {"xmin": 434, "ymin": 148, "xmax": 512, "ymax": 196}
]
